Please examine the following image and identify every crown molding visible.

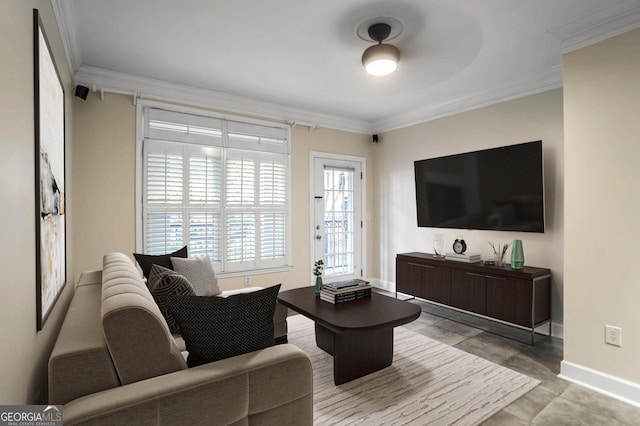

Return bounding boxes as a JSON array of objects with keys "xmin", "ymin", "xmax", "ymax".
[
  {"xmin": 74, "ymin": 65, "xmax": 374, "ymax": 134},
  {"xmin": 76, "ymin": 64, "xmax": 563, "ymax": 137},
  {"xmin": 550, "ymin": 0, "xmax": 640, "ymax": 54},
  {"xmin": 51, "ymin": 0, "xmax": 82, "ymax": 73},
  {"xmin": 373, "ymin": 65, "xmax": 563, "ymax": 133}
]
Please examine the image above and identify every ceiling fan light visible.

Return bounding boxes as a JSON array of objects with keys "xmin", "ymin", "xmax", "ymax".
[
  {"xmin": 362, "ymin": 43, "xmax": 400, "ymax": 76},
  {"xmin": 365, "ymin": 58, "xmax": 398, "ymax": 76}
]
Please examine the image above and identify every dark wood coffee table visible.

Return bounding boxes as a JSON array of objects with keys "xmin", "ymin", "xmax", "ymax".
[{"xmin": 278, "ymin": 287, "xmax": 421, "ymax": 385}]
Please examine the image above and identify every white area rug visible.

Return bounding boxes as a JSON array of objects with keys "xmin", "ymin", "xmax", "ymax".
[{"xmin": 287, "ymin": 314, "xmax": 539, "ymax": 426}]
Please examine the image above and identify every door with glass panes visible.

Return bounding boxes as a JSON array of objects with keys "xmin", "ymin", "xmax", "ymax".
[{"xmin": 312, "ymin": 155, "xmax": 363, "ymax": 283}]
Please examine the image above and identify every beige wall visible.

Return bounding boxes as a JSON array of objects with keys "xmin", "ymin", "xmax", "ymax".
[
  {"xmin": 0, "ymin": 0, "xmax": 75, "ymax": 403},
  {"xmin": 71, "ymin": 93, "xmax": 136, "ymax": 278},
  {"xmin": 563, "ymin": 28, "xmax": 640, "ymax": 383},
  {"xmin": 71, "ymin": 94, "xmax": 377, "ymax": 291},
  {"xmin": 375, "ymin": 90, "xmax": 565, "ymax": 334}
]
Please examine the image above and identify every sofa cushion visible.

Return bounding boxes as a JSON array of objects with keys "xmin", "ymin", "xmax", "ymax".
[
  {"xmin": 167, "ymin": 285, "xmax": 280, "ymax": 367},
  {"xmin": 148, "ymin": 264, "xmax": 196, "ymax": 333},
  {"xmin": 133, "ymin": 246, "xmax": 187, "ymax": 281},
  {"xmin": 61, "ymin": 344, "xmax": 313, "ymax": 426},
  {"xmin": 170, "ymin": 255, "xmax": 221, "ymax": 296}
]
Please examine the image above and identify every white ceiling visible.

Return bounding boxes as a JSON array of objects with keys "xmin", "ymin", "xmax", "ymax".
[{"xmin": 53, "ymin": 0, "xmax": 640, "ymax": 133}]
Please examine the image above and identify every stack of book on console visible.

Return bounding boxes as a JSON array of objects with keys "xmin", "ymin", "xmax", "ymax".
[
  {"xmin": 444, "ymin": 252, "xmax": 482, "ymax": 263},
  {"xmin": 320, "ymin": 279, "xmax": 372, "ymax": 304}
]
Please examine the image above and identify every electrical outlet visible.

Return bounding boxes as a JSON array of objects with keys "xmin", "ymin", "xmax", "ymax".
[
  {"xmin": 605, "ymin": 325, "xmax": 622, "ymax": 347},
  {"xmin": 244, "ymin": 276, "xmax": 251, "ymax": 287}
]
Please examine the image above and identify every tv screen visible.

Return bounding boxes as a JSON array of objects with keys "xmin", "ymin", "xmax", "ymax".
[{"xmin": 414, "ymin": 141, "xmax": 544, "ymax": 232}]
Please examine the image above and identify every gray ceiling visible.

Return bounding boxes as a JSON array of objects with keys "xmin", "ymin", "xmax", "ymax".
[{"xmin": 54, "ymin": 0, "xmax": 640, "ymax": 132}]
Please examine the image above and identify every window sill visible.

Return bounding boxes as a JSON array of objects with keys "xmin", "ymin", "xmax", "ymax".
[{"xmin": 217, "ymin": 265, "xmax": 293, "ymax": 279}]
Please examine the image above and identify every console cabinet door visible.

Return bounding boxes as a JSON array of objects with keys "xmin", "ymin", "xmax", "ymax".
[
  {"xmin": 450, "ymin": 270, "xmax": 486, "ymax": 315},
  {"xmin": 421, "ymin": 264, "xmax": 451, "ymax": 305},
  {"xmin": 486, "ymin": 277, "xmax": 532, "ymax": 327},
  {"xmin": 396, "ymin": 258, "xmax": 422, "ymax": 297}
]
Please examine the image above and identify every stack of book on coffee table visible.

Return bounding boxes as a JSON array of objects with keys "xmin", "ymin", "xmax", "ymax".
[{"xmin": 320, "ymin": 279, "xmax": 372, "ymax": 304}]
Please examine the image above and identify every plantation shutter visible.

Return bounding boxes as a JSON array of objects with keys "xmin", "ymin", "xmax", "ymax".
[
  {"xmin": 259, "ymin": 157, "xmax": 287, "ymax": 266},
  {"xmin": 187, "ymin": 145, "xmax": 223, "ymax": 266},
  {"xmin": 141, "ymin": 106, "xmax": 290, "ymax": 274}
]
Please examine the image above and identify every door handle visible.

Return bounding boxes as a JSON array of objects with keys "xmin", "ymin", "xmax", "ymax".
[{"xmin": 316, "ymin": 235, "xmax": 322, "ymax": 240}]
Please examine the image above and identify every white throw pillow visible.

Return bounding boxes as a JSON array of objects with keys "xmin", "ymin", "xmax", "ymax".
[{"xmin": 170, "ymin": 255, "xmax": 221, "ymax": 296}]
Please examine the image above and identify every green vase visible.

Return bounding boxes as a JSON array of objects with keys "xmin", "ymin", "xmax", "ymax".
[
  {"xmin": 511, "ymin": 239, "xmax": 524, "ymax": 269},
  {"xmin": 314, "ymin": 276, "xmax": 323, "ymax": 296}
]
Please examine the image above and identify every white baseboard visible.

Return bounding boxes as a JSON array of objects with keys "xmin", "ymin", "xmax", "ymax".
[
  {"xmin": 369, "ymin": 278, "xmax": 394, "ymax": 293},
  {"xmin": 559, "ymin": 361, "xmax": 640, "ymax": 408},
  {"xmin": 551, "ymin": 323, "xmax": 563, "ymax": 339}
]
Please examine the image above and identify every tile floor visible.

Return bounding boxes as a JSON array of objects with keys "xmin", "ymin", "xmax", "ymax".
[{"xmin": 395, "ymin": 296, "xmax": 640, "ymax": 425}]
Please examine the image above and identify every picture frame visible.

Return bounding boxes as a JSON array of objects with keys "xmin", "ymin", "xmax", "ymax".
[{"xmin": 34, "ymin": 9, "xmax": 66, "ymax": 331}]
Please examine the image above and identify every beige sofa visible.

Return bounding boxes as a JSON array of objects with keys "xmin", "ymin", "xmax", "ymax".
[{"xmin": 49, "ymin": 252, "xmax": 313, "ymax": 425}]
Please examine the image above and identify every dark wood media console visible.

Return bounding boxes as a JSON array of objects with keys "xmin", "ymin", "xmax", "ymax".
[{"xmin": 396, "ymin": 252, "xmax": 552, "ymax": 344}]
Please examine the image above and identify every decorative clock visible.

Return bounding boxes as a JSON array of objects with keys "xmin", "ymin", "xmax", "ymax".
[{"xmin": 453, "ymin": 237, "xmax": 467, "ymax": 254}]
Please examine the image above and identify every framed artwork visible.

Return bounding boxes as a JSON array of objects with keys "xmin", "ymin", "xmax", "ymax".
[{"xmin": 34, "ymin": 9, "xmax": 66, "ymax": 331}]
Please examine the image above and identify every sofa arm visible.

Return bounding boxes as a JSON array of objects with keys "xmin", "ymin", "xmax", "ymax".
[{"xmin": 62, "ymin": 344, "xmax": 313, "ymax": 426}]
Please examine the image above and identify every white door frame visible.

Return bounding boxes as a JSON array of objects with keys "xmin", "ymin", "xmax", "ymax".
[{"xmin": 309, "ymin": 151, "xmax": 366, "ymax": 284}]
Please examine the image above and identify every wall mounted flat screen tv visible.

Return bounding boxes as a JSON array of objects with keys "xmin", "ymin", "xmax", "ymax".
[{"xmin": 414, "ymin": 141, "xmax": 545, "ymax": 232}]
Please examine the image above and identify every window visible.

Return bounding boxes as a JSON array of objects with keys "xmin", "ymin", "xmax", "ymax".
[{"xmin": 139, "ymin": 106, "xmax": 290, "ymax": 274}]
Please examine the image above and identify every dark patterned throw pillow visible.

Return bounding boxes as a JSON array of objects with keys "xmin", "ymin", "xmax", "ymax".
[
  {"xmin": 133, "ymin": 246, "xmax": 188, "ymax": 281},
  {"xmin": 148, "ymin": 264, "xmax": 195, "ymax": 334},
  {"xmin": 166, "ymin": 285, "xmax": 281, "ymax": 367}
]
